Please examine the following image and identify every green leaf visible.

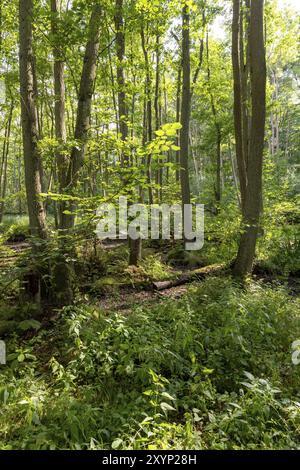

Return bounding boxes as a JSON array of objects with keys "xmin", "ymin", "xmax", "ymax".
[
  {"xmin": 160, "ymin": 145, "xmax": 170, "ymax": 152},
  {"xmin": 18, "ymin": 320, "xmax": 41, "ymax": 332},
  {"xmin": 244, "ymin": 371, "xmax": 255, "ymax": 381},
  {"xmin": 111, "ymin": 438, "xmax": 123, "ymax": 449},
  {"xmin": 160, "ymin": 402, "xmax": 176, "ymax": 412},
  {"xmin": 161, "ymin": 392, "xmax": 176, "ymax": 401}
]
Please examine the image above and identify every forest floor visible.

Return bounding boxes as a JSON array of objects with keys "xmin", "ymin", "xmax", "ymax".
[{"xmin": 0, "ymin": 214, "xmax": 299, "ymax": 450}]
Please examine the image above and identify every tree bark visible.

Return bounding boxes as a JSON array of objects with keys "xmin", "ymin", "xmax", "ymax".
[
  {"xmin": 270, "ymin": 69, "xmax": 280, "ymax": 156},
  {"xmin": 180, "ymin": 4, "xmax": 191, "ymax": 212},
  {"xmin": 60, "ymin": 3, "xmax": 102, "ymax": 230},
  {"xmin": 50, "ymin": 0, "xmax": 68, "ymax": 226},
  {"xmin": 206, "ymin": 31, "xmax": 222, "ymax": 207},
  {"xmin": 154, "ymin": 33, "xmax": 163, "ymax": 200},
  {"xmin": 0, "ymin": 102, "xmax": 13, "ymax": 222},
  {"xmin": 115, "ymin": 0, "xmax": 141, "ymax": 266},
  {"xmin": 232, "ymin": 0, "xmax": 247, "ymax": 211},
  {"xmin": 233, "ymin": 0, "xmax": 266, "ymax": 278},
  {"xmin": 19, "ymin": 0, "xmax": 47, "ymax": 240},
  {"xmin": 141, "ymin": 25, "xmax": 154, "ymax": 205},
  {"xmin": 175, "ymin": 63, "xmax": 182, "ymax": 183},
  {"xmin": 115, "ymin": 0, "xmax": 128, "ymax": 150}
]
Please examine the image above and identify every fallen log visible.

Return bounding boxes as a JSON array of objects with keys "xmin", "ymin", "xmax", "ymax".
[{"xmin": 153, "ymin": 264, "xmax": 225, "ymax": 291}]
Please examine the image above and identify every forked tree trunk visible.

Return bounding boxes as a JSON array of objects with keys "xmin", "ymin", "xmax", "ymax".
[
  {"xmin": 233, "ymin": 0, "xmax": 266, "ymax": 278},
  {"xmin": 19, "ymin": 0, "xmax": 47, "ymax": 240},
  {"xmin": 19, "ymin": 0, "xmax": 49, "ymax": 304},
  {"xmin": 51, "ymin": 3, "xmax": 102, "ymax": 305}
]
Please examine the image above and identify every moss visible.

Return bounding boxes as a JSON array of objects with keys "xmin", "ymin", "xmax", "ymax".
[
  {"xmin": 52, "ymin": 261, "xmax": 76, "ymax": 306},
  {"xmin": 89, "ymin": 276, "xmax": 120, "ymax": 295}
]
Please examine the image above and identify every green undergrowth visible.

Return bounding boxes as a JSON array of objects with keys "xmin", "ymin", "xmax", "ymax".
[{"xmin": 0, "ymin": 277, "xmax": 300, "ymax": 450}]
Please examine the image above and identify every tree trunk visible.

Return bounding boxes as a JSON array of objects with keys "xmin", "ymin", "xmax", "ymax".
[
  {"xmin": 52, "ymin": 3, "xmax": 102, "ymax": 305},
  {"xmin": 106, "ymin": 17, "xmax": 119, "ymax": 136},
  {"xmin": 228, "ymin": 138, "xmax": 242, "ymax": 208},
  {"xmin": 60, "ymin": 3, "xmax": 102, "ymax": 230},
  {"xmin": 115, "ymin": 0, "xmax": 141, "ymax": 266},
  {"xmin": 180, "ymin": 4, "xmax": 191, "ymax": 212},
  {"xmin": 232, "ymin": 0, "xmax": 247, "ymax": 212},
  {"xmin": 154, "ymin": 33, "xmax": 163, "ymax": 201},
  {"xmin": 50, "ymin": 0, "xmax": 68, "ymax": 226},
  {"xmin": 0, "ymin": 102, "xmax": 13, "ymax": 222},
  {"xmin": 19, "ymin": 0, "xmax": 47, "ymax": 240},
  {"xmin": 215, "ymin": 129, "xmax": 222, "ymax": 206},
  {"xmin": 206, "ymin": 31, "xmax": 222, "ymax": 207},
  {"xmin": 233, "ymin": 0, "xmax": 266, "ymax": 278},
  {"xmin": 141, "ymin": 25, "xmax": 154, "ymax": 205},
  {"xmin": 175, "ymin": 63, "xmax": 181, "ymax": 183},
  {"xmin": 240, "ymin": 0, "xmax": 250, "ymax": 174},
  {"xmin": 270, "ymin": 69, "xmax": 280, "ymax": 156},
  {"xmin": 115, "ymin": 0, "xmax": 128, "ymax": 149}
]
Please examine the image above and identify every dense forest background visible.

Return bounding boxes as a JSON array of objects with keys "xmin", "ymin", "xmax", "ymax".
[{"xmin": 0, "ymin": 0, "xmax": 299, "ymax": 450}]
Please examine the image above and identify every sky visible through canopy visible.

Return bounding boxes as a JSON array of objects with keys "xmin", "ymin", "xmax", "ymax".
[
  {"xmin": 212, "ymin": 0, "xmax": 300, "ymax": 39},
  {"xmin": 278, "ymin": 0, "xmax": 300, "ymax": 10}
]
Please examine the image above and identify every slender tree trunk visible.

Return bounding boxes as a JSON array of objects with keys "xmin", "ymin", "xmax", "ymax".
[
  {"xmin": 0, "ymin": 119, "xmax": 9, "ymax": 220},
  {"xmin": 51, "ymin": 0, "xmax": 68, "ymax": 226},
  {"xmin": 154, "ymin": 33, "xmax": 163, "ymax": 200},
  {"xmin": 270, "ymin": 69, "xmax": 280, "ymax": 156},
  {"xmin": 175, "ymin": 63, "xmax": 181, "ymax": 183},
  {"xmin": 115, "ymin": 0, "xmax": 141, "ymax": 265},
  {"xmin": 0, "ymin": 103, "xmax": 13, "ymax": 222},
  {"xmin": 215, "ymin": 129, "xmax": 222, "ymax": 205},
  {"xmin": 189, "ymin": 133, "xmax": 201, "ymax": 194},
  {"xmin": 191, "ymin": 9, "xmax": 205, "ymax": 99},
  {"xmin": 141, "ymin": 25, "xmax": 154, "ymax": 204},
  {"xmin": 232, "ymin": 0, "xmax": 247, "ymax": 211},
  {"xmin": 115, "ymin": 0, "xmax": 128, "ymax": 149},
  {"xmin": 239, "ymin": 0, "xmax": 250, "ymax": 174},
  {"xmin": 180, "ymin": 4, "xmax": 191, "ymax": 213},
  {"xmin": 228, "ymin": 138, "xmax": 242, "ymax": 208},
  {"xmin": 206, "ymin": 32, "xmax": 222, "ymax": 207},
  {"xmin": 18, "ymin": 142, "xmax": 23, "ymax": 215},
  {"xmin": 106, "ymin": 17, "xmax": 119, "ymax": 136}
]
